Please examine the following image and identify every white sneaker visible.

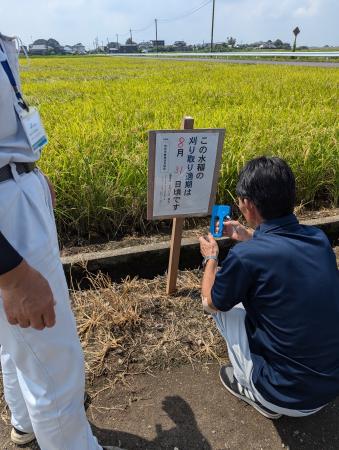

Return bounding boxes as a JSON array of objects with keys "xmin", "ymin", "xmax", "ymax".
[
  {"xmin": 219, "ymin": 365, "xmax": 282, "ymax": 420},
  {"xmin": 11, "ymin": 427, "xmax": 36, "ymax": 445}
]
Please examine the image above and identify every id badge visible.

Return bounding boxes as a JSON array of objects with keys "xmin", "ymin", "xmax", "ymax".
[{"xmin": 19, "ymin": 107, "xmax": 48, "ymax": 154}]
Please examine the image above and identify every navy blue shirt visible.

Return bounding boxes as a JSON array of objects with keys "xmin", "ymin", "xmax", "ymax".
[{"xmin": 211, "ymin": 214, "xmax": 339, "ymax": 410}]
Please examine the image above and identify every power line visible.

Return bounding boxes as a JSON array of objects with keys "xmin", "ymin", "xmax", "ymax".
[
  {"xmin": 153, "ymin": 0, "xmax": 213, "ymax": 51},
  {"xmin": 158, "ymin": 0, "xmax": 213, "ymax": 23},
  {"xmin": 131, "ymin": 22, "xmax": 154, "ymax": 34},
  {"xmin": 118, "ymin": 30, "xmax": 131, "ymax": 38},
  {"xmin": 112, "ymin": 0, "xmax": 213, "ymax": 44}
]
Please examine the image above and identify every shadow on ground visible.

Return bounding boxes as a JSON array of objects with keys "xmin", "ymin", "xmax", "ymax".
[
  {"xmin": 274, "ymin": 398, "xmax": 339, "ymax": 450},
  {"xmin": 2, "ymin": 365, "xmax": 339, "ymax": 449},
  {"xmin": 92, "ymin": 395, "xmax": 211, "ymax": 449},
  {"xmin": 88, "ymin": 364, "xmax": 339, "ymax": 450},
  {"xmin": 92, "ymin": 398, "xmax": 339, "ymax": 450}
]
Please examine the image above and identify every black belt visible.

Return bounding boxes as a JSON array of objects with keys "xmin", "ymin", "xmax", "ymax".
[{"xmin": 0, "ymin": 162, "xmax": 36, "ymax": 182}]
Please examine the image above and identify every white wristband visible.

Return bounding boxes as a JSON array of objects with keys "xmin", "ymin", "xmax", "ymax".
[{"xmin": 202, "ymin": 255, "xmax": 218, "ymax": 267}]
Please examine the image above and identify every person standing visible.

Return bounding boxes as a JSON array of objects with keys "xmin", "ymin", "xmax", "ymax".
[{"xmin": 0, "ymin": 33, "xmax": 121, "ymax": 450}]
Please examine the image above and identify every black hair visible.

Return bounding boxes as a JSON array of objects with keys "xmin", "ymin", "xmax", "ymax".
[{"xmin": 236, "ymin": 156, "xmax": 296, "ymax": 220}]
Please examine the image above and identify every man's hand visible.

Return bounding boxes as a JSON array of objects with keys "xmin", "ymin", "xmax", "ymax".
[
  {"xmin": 199, "ymin": 232, "xmax": 219, "ymax": 258},
  {"xmin": 217, "ymin": 220, "xmax": 254, "ymax": 241},
  {"xmin": 0, "ymin": 260, "xmax": 56, "ymax": 330}
]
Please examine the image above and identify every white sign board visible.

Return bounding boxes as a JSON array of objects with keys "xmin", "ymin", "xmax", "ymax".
[{"xmin": 148, "ymin": 129, "xmax": 225, "ymax": 220}]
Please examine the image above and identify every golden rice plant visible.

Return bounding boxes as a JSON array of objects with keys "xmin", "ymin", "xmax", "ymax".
[{"xmin": 20, "ymin": 56, "xmax": 339, "ymax": 242}]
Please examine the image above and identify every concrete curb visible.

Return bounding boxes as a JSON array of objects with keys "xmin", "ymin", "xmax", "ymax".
[{"xmin": 62, "ymin": 215, "xmax": 339, "ymax": 287}]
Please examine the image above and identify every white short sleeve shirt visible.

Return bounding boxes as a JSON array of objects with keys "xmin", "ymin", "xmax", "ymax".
[{"xmin": 0, "ymin": 34, "xmax": 40, "ymax": 168}]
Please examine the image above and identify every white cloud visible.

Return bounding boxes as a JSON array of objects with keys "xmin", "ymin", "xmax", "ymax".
[
  {"xmin": 0, "ymin": 0, "xmax": 338, "ymax": 47},
  {"xmin": 293, "ymin": 0, "xmax": 320, "ymax": 17}
]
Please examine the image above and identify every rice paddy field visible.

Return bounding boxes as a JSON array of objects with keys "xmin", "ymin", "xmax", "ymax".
[{"xmin": 20, "ymin": 56, "xmax": 339, "ymax": 243}]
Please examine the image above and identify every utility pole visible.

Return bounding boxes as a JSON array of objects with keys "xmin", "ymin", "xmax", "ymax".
[
  {"xmin": 155, "ymin": 18, "xmax": 158, "ymax": 54},
  {"xmin": 210, "ymin": 0, "xmax": 216, "ymax": 53},
  {"xmin": 130, "ymin": 28, "xmax": 133, "ymax": 43},
  {"xmin": 116, "ymin": 34, "xmax": 119, "ymax": 49}
]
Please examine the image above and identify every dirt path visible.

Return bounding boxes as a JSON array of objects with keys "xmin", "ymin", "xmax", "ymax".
[
  {"xmin": 89, "ymin": 364, "xmax": 339, "ymax": 450},
  {"xmin": 0, "ymin": 248, "xmax": 338, "ymax": 449},
  {"xmin": 1, "ymin": 363, "xmax": 338, "ymax": 450}
]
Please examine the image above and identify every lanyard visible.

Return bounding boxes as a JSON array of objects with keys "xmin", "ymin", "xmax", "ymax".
[{"xmin": 0, "ymin": 42, "xmax": 29, "ymax": 111}]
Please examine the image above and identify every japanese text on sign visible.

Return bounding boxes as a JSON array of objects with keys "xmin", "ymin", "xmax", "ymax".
[{"xmin": 152, "ymin": 131, "xmax": 220, "ymax": 217}]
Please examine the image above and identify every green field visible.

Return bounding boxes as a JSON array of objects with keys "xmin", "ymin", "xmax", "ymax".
[{"xmin": 20, "ymin": 56, "xmax": 339, "ymax": 243}]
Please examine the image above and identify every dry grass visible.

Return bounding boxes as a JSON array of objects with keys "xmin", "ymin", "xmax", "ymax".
[
  {"xmin": 72, "ymin": 270, "xmax": 226, "ymax": 393},
  {"xmin": 0, "ymin": 269, "xmax": 226, "ymax": 424},
  {"xmin": 1, "ymin": 252, "xmax": 338, "ymax": 425}
]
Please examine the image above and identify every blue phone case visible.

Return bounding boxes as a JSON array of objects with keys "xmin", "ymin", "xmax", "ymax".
[{"xmin": 210, "ymin": 205, "xmax": 231, "ymax": 238}]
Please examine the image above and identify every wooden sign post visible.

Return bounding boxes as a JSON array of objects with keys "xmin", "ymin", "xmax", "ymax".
[
  {"xmin": 167, "ymin": 117, "xmax": 194, "ymax": 294},
  {"xmin": 147, "ymin": 117, "xmax": 225, "ymax": 295}
]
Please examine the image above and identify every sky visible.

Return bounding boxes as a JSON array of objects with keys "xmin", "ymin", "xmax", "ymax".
[{"xmin": 0, "ymin": 0, "xmax": 338, "ymax": 49}]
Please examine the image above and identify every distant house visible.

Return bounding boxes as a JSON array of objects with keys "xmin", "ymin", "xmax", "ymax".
[
  {"xmin": 119, "ymin": 44, "xmax": 138, "ymax": 53},
  {"xmin": 28, "ymin": 39, "xmax": 86, "ymax": 55},
  {"xmin": 173, "ymin": 41, "xmax": 189, "ymax": 51},
  {"xmin": 29, "ymin": 38, "xmax": 62, "ymax": 55},
  {"xmin": 174, "ymin": 41, "xmax": 186, "ymax": 47},
  {"xmin": 138, "ymin": 41, "xmax": 154, "ymax": 51},
  {"xmin": 151, "ymin": 40, "xmax": 165, "ymax": 47},
  {"xmin": 259, "ymin": 41, "xmax": 277, "ymax": 49},
  {"xmin": 63, "ymin": 45, "xmax": 74, "ymax": 54},
  {"xmin": 72, "ymin": 43, "xmax": 86, "ymax": 54},
  {"xmin": 29, "ymin": 44, "xmax": 54, "ymax": 55},
  {"xmin": 214, "ymin": 43, "xmax": 226, "ymax": 51},
  {"xmin": 47, "ymin": 38, "xmax": 62, "ymax": 53},
  {"xmin": 106, "ymin": 42, "xmax": 119, "ymax": 53}
]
